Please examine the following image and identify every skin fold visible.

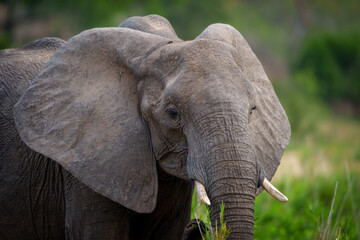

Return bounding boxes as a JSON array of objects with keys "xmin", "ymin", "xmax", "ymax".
[{"xmin": 0, "ymin": 15, "xmax": 290, "ymax": 240}]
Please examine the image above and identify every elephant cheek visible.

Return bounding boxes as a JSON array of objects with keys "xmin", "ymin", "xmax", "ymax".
[{"xmin": 158, "ymin": 153, "xmax": 189, "ymax": 179}]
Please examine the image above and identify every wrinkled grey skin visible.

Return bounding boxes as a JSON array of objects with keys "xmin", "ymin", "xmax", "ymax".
[
  {"xmin": 1, "ymin": 15, "xmax": 290, "ymax": 240},
  {"xmin": 0, "ymin": 37, "xmax": 66, "ymax": 239}
]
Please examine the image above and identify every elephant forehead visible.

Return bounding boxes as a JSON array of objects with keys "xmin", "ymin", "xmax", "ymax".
[
  {"xmin": 180, "ymin": 40, "xmax": 235, "ymax": 67},
  {"xmin": 173, "ymin": 44, "xmax": 246, "ymax": 86},
  {"xmin": 145, "ymin": 39, "xmax": 241, "ymax": 85}
]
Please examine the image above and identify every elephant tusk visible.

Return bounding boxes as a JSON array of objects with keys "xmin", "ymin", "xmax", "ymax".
[
  {"xmin": 262, "ymin": 178, "xmax": 288, "ymax": 202},
  {"xmin": 195, "ymin": 180, "xmax": 211, "ymax": 206}
]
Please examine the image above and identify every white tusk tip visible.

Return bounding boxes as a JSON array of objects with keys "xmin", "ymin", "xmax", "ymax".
[
  {"xmin": 200, "ymin": 195, "xmax": 211, "ymax": 206},
  {"xmin": 262, "ymin": 178, "xmax": 288, "ymax": 202},
  {"xmin": 195, "ymin": 180, "xmax": 211, "ymax": 206}
]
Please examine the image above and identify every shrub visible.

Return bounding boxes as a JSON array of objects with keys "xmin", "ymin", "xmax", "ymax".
[{"xmin": 292, "ymin": 31, "xmax": 360, "ymax": 106}]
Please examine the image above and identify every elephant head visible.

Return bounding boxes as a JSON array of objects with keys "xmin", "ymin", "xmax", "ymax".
[{"xmin": 13, "ymin": 15, "xmax": 290, "ymax": 239}]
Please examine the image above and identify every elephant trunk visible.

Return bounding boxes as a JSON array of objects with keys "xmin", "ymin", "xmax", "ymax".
[
  {"xmin": 206, "ymin": 144, "xmax": 257, "ymax": 240},
  {"xmin": 187, "ymin": 104, "xmax": 258, "ymax": 239}
]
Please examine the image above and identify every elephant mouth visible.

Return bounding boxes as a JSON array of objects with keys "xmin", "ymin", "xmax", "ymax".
[{"xmin": 194, "ymin": 179, "xmax": 287, "ymax": 206}]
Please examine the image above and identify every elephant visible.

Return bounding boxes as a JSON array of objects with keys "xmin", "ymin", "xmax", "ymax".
[{"xmin": 0, "ymin": 15, "xmax": 291, "ymax": 240}]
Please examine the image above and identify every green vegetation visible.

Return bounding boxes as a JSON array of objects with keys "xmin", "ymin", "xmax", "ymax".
[
  {"xmin": 254, "ymin": 172, "xmax": 359, "ymax": 239},
  {"xmin": 192, "ymin": 202, "xmax": 230, "ymax": 240},
  {"xmin": 292, "ymin": 32, "xmax": 360, "ymax": 105}
]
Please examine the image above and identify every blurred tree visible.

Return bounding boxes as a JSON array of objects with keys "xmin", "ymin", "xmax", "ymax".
[
  {"xmin": 293, "ymin": 32, "xmax": 360, "ymax": 108},
  {"xmin": 0, "ymin": 0, "xmax": 227, "ymax": 48},
  {"xmin": 293, "ymin": 0, "xmax": 309, "ymax": 43},
  {"xmin": 0, "ymin": 0, "xmax": 132, "ymax": 48},
  {"xmin": 133, "ymin": 0, "xmax": 226, "ymax": 39},
  {"xmin": 0, "ymin": 1, "xmax": 18, "ymax": 48}
]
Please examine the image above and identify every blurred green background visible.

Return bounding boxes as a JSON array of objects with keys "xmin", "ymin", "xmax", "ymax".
[{"xmin": 1, "ymin": 0, "xmax": 359, "ymax": 239}]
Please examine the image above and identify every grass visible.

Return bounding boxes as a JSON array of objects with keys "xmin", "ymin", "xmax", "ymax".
[
  {"xmin": 191, "ymin": 106, "xmax": 360, "ymax": 239},
  {"xmin": 192, "ymin": 167, "xmax": 359, "ymax": 240},
  {"xmin": 253, "ymin": 168, "xmax": 359, "ymax": 239},
  {"xmin": 191, "ymin": 201, "xmax": 230, "ymax": 240},
  {"xmin": 252, "ymin": 93, "xmax": 360, "ymax": 239}
]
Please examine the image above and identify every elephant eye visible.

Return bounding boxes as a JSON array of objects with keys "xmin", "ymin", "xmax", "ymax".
[{"xmin": 166, "ymin": 106, "xmax": 179, "ymax": 119}]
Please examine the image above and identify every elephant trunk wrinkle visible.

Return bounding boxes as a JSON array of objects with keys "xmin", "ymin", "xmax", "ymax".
[
  {"xmin": 210, "ymin": 202, "xmax": 255, "ymax": 240},
  {"xmin": 206, "ymin": 154, "xmax": 257, "ymax": 240},
  {"xmin": 188, "ymin": 104, "xmax": 258, "ymax": 239},
  {"xmin": 208, "ymin": 181, "xmax": 256, "ymax": 239}
]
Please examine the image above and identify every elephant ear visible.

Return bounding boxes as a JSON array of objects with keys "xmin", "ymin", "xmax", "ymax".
[
  {"xmin": 119, "ymin": 14, "xmax": 180, "ymax": 40},
  {"xmin": 13, "ymin": 27, "xmax": 170, "ymax": 213},
  {"xmin": 197, "ymin": 24, "xmax": 291, "ymax": 194}
]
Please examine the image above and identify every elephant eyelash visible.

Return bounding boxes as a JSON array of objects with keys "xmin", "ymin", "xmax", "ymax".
[{"xmin": 250, "ymin": 105, "xmax": 256, "ymax": 114}]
